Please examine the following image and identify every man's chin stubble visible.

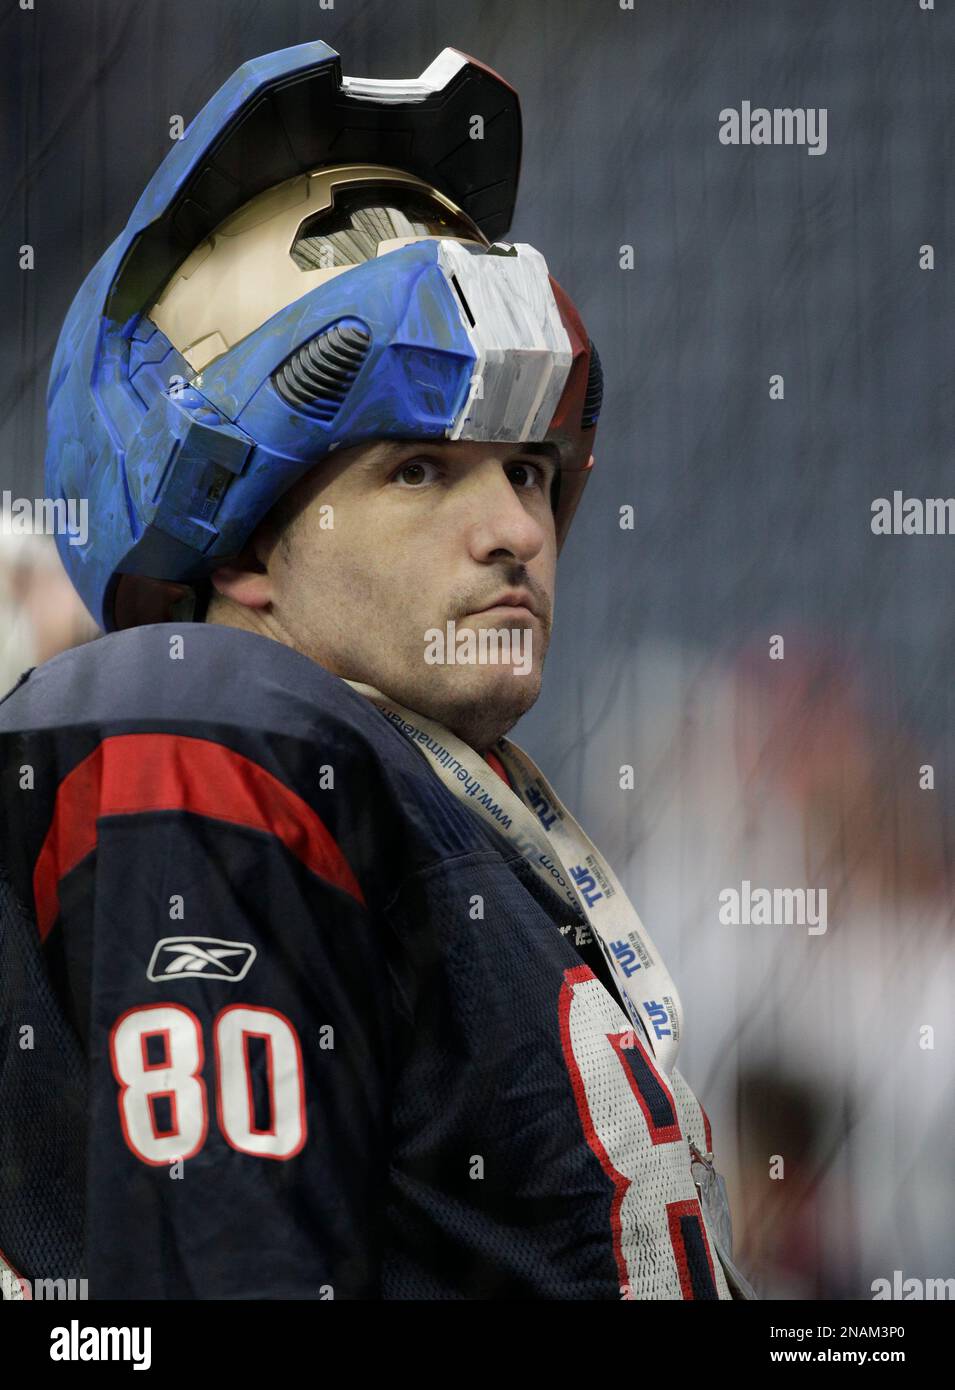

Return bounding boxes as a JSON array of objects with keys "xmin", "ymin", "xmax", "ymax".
[{"xmin": 408, "ymin": 666, "xmax": 542, "ymax": 750}]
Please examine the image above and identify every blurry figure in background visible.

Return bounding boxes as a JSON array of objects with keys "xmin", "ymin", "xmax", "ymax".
[
  {"xmin": 541, "ymin": 632, "xmax": 955, "ymax": 1300},
  {"xmin": 0, "ymin": 534, "xmax": 99, "ymax": 695},
  {"xmin": 730, "ymin": 638, "xmax": 954, "ymax": 1300},
  {"xmin": 735, "ymin": 1069, "xmax": 852, "ymax": 1301}
]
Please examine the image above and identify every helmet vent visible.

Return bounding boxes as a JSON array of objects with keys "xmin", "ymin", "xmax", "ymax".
[
  {"xmin": 273, "ymin": 320, "xmax": 372, "ymax": 420},
  {"xmin": 581, "ymin": 340, "xmax": 603, "ymax": 431}
]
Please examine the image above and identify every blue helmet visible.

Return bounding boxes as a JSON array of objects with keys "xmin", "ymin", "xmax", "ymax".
[{"xmin": 46, "ymin": 41, "xmax": 602, "ymax": 631}]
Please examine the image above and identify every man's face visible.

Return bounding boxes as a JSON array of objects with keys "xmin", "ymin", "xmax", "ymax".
[{"xmin": 208, "ymin": 438, "xmax": 559, "ymax": 751}]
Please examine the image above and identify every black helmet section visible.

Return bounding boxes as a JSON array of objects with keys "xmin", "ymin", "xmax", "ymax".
[{"xmin": 106, "ymin": 45, "xmax": 521, "ymax": 328}]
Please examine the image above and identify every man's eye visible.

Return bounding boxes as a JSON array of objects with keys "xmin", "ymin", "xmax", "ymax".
[
  {"xmin": 391, "ymin": 458, "xmax": 442, "ymax": 487},
  {"xmin": 507, "ymin": 461, "xmax": 548, "ymax": 490}
]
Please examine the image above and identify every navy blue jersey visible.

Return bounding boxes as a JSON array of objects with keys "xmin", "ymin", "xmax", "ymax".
[{"xmin": 0, "ymin": 623, "xmax": 731, "ymax": 1299}]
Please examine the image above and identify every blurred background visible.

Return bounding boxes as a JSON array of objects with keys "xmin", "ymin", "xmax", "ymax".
[{"xmin": 2, "ymin": 0, "xmax": 953, "ymax": 1298}]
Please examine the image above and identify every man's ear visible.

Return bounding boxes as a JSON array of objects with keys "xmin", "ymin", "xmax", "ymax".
[
  {"xmin": 208, "ymin": 522, "xmax": 278, "ymax": 608},
  {"xmin": 209, "ymin": 539, "xmax": 273, "ymax": 610}
]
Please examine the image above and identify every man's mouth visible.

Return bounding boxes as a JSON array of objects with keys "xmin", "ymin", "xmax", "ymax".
[{"xmin": 467, "ymin": 590, "xmax": 540, "ymax": 621}]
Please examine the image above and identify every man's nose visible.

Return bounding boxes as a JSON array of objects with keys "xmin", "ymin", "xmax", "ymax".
[{"xmin": 464, "ymin": 467, "xmax": 548, "ymax": 564}]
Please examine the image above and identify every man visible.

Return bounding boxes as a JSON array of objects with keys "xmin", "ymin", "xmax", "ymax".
[
  {"xmin": 206, "ymin": 435, "xmax": 556, "ymax": 753},
  {"xmin": 0, "ymin": 40, "xmax": 751, "ymax": 1300}
]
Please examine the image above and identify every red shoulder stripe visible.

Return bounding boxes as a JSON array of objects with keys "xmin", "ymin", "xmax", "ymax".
[{"xmin": 33, "ymin": 733, "xmax": 365, "ymax": 941}]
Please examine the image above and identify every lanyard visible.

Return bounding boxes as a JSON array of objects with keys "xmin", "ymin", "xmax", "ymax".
[{"xmin": 344, "ymin": 681, "xmax": 684, "ymax": 1077}]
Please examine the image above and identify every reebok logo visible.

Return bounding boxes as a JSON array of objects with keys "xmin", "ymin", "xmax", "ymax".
[{"xmin": 147, "ymin": 936, "xmax": 257, "ymax": 983}]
